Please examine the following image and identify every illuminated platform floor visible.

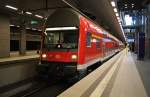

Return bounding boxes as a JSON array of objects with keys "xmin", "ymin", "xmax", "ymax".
[
  {"xmin": 132, "ymin": 53, "xmax": 150, "ymax": 97},
  {"xmin": 108, "ymin": 52, "xmax": 148, "ymax": 97}
]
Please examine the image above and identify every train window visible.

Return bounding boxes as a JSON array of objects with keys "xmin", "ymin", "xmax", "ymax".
[
  {"xmin": 86, "ymin": 32, "xmax": 91, "ymax": 47},
  {"xmin": 96, "ymin": 39, "xmax": 100, "ymax": 48}
]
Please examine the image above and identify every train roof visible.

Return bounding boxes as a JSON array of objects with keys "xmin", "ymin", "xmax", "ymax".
[
  {"xmin": 45, "ymin": 8, "xmax": 123, "ymax": 44},
  {"xmin": 46, "ymin": 8, "xmax": 80, "ymax": 28}
]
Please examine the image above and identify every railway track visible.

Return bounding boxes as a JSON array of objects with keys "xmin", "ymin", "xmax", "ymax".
[
  {"xmin": 9, "ymin": 79, "xmax": 48, "ymax": 97},
  {"xmin": 10, "ymin": 78, "xmax": 75, "ymax": 97}
]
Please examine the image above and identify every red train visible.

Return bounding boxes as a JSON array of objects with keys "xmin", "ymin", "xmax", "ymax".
[{"xmin": 38, "ymin": 8, "xmax": 124, "ymax": 78}]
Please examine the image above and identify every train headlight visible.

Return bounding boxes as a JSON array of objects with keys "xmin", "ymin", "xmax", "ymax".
[
  {"xmin": 71, "ymin": 55, "xmax": 77, "ymax": 60},
  {"xmin": 42, "ymin": 54, "xmax": 47, "ymax": 58}
]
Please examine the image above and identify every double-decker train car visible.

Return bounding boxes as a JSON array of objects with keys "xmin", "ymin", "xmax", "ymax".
[{"xmin": 38, "ymin": 8, "xmax": 124, "ymax": 78}]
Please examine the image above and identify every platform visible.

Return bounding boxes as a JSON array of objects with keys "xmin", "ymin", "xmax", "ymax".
[
  {"xmin": 58, "ymin": 49, "xmax": 149, "ymax": 97},
  {"xmin": 0, "ymin": 51, "xmax": 39, "ymax": 64},
  {"xmin": 132, "ymin": 53, "xmax": 150, "ymax": 97},
  {"xmin": 107, "ymin": 51, "xmax": 148, "ymax": 97}
]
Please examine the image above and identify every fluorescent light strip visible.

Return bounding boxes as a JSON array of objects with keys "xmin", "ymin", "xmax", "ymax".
[
  {"xmin": 32, "ymin": 28, "xmax": 37, "ymax": 30},
  {"xmin": 10, "ymin": 25, "xmax": 14, "ymax": 26},
  {"xmin": 118, "ymin": 19, "xmax": 120, "ymax": 21},
  {"xmin": 113, "ymin": 8, "xmax": 117, "ymax": 12},
  {"xmin": 5, "ymin": 5, "xmax": 18, "ymax": 10},
  {"xmin": 46, "ymin": 27, "xmax": 78, "ymax": 31},
  {"xmin": 35, "ymin": 15, "xmax": 43, "ymax": 18},
  {"xmin": 26, "ymin": 27, "xmax": 30, "ymax": 29},
  {"xmin": 111, "ymin": 1, "xmax": 116, "ymax": 7},
  {"xmin": 117, "ymin": 17, "xmax": 120, "ymax": 20},
  {"xmin": 26, "ymin": 12, "xmax": 32, "ymax": 15},
  {"xmin": 10, "ymin": 25, "xmax": 20, "ymax": 27},
  {"xmin": 116, "ymin": 13, "xmax": 119, "ymax": 16}
]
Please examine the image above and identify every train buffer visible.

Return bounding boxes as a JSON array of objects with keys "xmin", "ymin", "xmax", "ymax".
[{"xmin": 58, "ymin": 48, "xmax": 148, "ymax": 97}]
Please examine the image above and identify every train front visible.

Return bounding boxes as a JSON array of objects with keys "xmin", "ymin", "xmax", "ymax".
[{"xmin": 38, "ymin": 9, "xmax": 80, "ymax": 78}]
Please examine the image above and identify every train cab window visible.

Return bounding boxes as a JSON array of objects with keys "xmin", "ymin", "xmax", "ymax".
[
  {"xmin": 44, "ymin": 29, "xmax": 79, "ymax": 51},
  {"xmin": 86, "ymin": 32, "xmax": 91, "ymax": 47}
]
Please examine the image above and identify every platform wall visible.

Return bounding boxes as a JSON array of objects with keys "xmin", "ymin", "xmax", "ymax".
[
  {"xmin": 0, "ymin": 15, "xmax": 10, "ymax": 58},
  {"xmin": 0, "ymin": 60, "xmax": 37, "ymax": 87}
]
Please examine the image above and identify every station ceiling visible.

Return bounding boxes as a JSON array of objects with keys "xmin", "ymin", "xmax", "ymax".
[
  {"xmin": 0, "ymin": 0, "xmax": 149, "ymax": 42},
  {"xmin": 117, "ymin": 0, "xmax": 149, "ymax": 11}
]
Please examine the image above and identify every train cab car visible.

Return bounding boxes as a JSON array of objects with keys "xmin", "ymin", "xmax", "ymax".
[{"xmin": 38, "ymin": 8, "xmax": 123, "ymax": 78}]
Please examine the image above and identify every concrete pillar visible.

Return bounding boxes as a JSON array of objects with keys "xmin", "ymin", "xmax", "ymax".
[
  {"xmin": 137, "ymin": 32, "xmax": 145, "ymax": 60},
  {"xmin": 19, "ymin": 20, "xmax": 26, "ymax": 55},
  {"xmin": 144, "ymin": 16, "xmax": 149, "ymax": 58},
  {"xmin": 134, "ymin": 11, "xmax": 146, "ymax": 59},
  {"xmin": 0, "ymin": 15, "xmax": 10, "ymax": 58},
  {"xmin": 134, "ymin": 31, "xmax": 138, "ymax": 54},
  {"xmin": 145, "ymin": 4, "xmax": 150, "ymax": 58},
  {"xmin": 134, "ymin": 12, "xmax": 140, "ymax": 54},
  {"xmin": 17, "ymin": 0, "xmax": 27, "ymax": 55}
]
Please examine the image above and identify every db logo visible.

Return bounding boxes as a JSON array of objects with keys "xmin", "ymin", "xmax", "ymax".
[{"xmin": 55, "ymin": 55, "xmax": 61, "ymax": 59}]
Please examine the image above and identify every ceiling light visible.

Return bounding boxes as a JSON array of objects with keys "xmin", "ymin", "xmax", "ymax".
[
  {"xmin": 117, "ymin": 17, "xmax": 120, "ymax": 20},
  {"xmin": 10, "ymin": 25, "xmax": 14, "ymax": 26},
  {"xmin": 25, "ymin": 12, "xmax": 32, "ymax": 15},
  {"xmin": 132, "ymin": 4, "xmax": 134, "ymax": 6},
  {"xmin": 118, "ymin": 19, "xmax": 121, "ymax": 22},
  {"xmin": 111, "ymin": 1, "xmax": 116, "ymax": 7},
  {"xmin": 125, "ymin": 6, "xmax": 128, "ymax": 8},
  {"xmin": 32, "ymin": 28, "xmax": 37, "ymax": 30},
  {"xmin": 38, "ymin": 29, "xmax": 42, "ymax": 31},
  {"xmin": 35, "ymin": 15, "xmax": 43, "ymax": 19},
  {"xmin": 113, "ymin": 8, "xmax": 117, "ymax": 12},
  {"xmin": 26, "ymin": 27, "xmax": 30, "ymax": 29},
  {"xmin": 5, "ymin": 5, "xmax": 18, "ymax": 11},
  {"xmin": 125, "ymin": 4, "xmax": 127, "ymax": 6},
  {"xmin": 46, "ymin": 27, "xmax": 78, "ymax": 31},
  {"xmin": 116, "ymin": 13, "xmax": 119, "ymax": 16}
]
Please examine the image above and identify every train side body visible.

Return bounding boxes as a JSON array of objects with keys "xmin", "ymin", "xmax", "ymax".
[{"xmin": 77, "ymin": 17, "xmax": 104, "ymax": 70}]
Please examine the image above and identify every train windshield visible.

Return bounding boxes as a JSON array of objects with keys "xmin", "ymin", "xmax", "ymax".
[{"xmin": 44, "ymin": 29, "xmax": 79, "ymax": 51}]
